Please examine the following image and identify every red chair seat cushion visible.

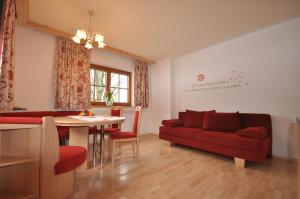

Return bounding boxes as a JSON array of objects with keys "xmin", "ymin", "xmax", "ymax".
[
  {"xmin": 110, "ymin": 131, "xmax": 136, "ymax": 139},
  {"xmin": 88, "ymin": 126, "xmax": 96, "ymax": 135},
  {"xmin": 55, "ymin": 146, "xmax": 87, "ymax": 175},
  {"xmin": 104, "ymin": 128, "xmax": 120, "ymax": 133},
  {"xmin": 237, "ymin": 127, "xmax": 268, "ymax": 140}
]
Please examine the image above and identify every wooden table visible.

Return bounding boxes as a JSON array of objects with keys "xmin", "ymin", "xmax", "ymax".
[{"xmin": 55, "ymin": 116, "xmax": 125, "ymax": 170}]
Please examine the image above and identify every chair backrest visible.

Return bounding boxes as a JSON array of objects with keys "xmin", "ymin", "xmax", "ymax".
[
  {"xmin": 132, "ymin": 106, "xmax": 142, "ymax": 136},
  {"xmin": 109, "ymin": 106, "xmax": 123, "ymax": 129}
]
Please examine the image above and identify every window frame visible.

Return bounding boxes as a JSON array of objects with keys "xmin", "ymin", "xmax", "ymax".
[{"xmin": 90, "ymin": 64, "xmax": 132, "ymax": 107}]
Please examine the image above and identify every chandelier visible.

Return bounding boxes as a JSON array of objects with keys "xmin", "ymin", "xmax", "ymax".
[{"xmin": 72, "ymin": 10, "xmax": 106, "ymax": 49}]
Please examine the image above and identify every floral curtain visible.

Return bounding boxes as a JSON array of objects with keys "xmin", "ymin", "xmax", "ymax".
[
  {"xmin": 134, "ymin": 60, "xmax": 149, "ymax": 108},
  {"xmin": 54, "ymin": 37, "xmax": 91, "ymax": 110},
  {"xmin": 0, "ymin": 0, "xmax": 15, "ymax": 111}
]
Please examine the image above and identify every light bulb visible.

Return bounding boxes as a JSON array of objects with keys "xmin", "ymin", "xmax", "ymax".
[
  {"xmin": 95, "ymin": 34, "xmax": 104, "ymax": 42},
  {"xmin": 72, "ymin": 36, "xmax": 81, "ymax": 44},
  {"xmin": 85, "ymin": 41, "xmax": 93, "ymax": 49},
  {"xmin": 76, "ymin": 30, "xmax": 87, "ymax": 40},
  {"xmin": 98, "ymin": 42, "xmax": 106, "ymax": 48}
]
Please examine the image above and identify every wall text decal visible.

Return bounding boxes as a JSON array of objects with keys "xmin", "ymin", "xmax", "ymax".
[{"xmin": 186, "ymin": 70, "xmax": 248, "ymax": 92}]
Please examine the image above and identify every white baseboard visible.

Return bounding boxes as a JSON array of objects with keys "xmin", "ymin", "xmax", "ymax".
[{"xmin": 273, "ymin": 154, "xmax": 297, "ymax": 161}]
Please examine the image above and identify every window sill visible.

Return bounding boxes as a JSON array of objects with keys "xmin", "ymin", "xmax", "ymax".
[{"xmin": 92, "ymin": 105, "xmax": 134, "ymax": 113}]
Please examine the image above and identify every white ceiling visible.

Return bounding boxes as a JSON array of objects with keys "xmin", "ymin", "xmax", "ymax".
[{"xmin": 29, "ymin": 0, "xmax": 300, "ymax": 61}]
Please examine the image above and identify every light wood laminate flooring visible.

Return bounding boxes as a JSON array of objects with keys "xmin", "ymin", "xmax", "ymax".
[{"xmin": 71, "ymin": 134, "xmax": 297, "ymax": 199}]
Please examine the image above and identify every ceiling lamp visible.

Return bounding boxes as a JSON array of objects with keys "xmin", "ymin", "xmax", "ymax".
[{"xmin": 72, "ymin": 10, "xmax": 106, "ymax": 49}]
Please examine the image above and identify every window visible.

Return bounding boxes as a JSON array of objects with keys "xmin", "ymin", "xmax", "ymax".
[{"xmin": 90, "ymin": 64, "xmax": 132, "ymax": 106}]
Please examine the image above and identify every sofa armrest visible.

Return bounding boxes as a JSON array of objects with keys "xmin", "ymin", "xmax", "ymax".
[{"xmin": 161, "ymin": 119, "xmax": 184, "ymax": 127}]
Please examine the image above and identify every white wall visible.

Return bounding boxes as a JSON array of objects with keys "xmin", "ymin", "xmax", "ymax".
[
  {"xmin": 15, "ymin": 25, "xmax": 56, "ymax": 110},
  {"xmin": 148, "ymin": 58, "xmax": 173, "ymax": 133},
  {"xmin": 14, "ymin": 25, "xmax": 153, "ymax": 134},
  {"xmin": 173, "ymin": 18, "xmax": 300, "ymax": 159}
]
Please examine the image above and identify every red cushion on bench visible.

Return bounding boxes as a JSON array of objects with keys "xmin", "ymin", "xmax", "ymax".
[
  {"xmin": 0, "ymin": 117, "xmax": 42, "ymax": 124},
  {"xmin": 55, "ymin": 146, "xmax": 86, "ymax": 175}
]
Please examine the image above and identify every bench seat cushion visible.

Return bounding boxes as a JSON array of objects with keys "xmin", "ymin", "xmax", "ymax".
[
  {"xmin": 55, "ymin": 146, "xmax": 86, "ymax": 175},
  {"xmin": 0, "ymin": 117, "xmax": 42, "ymax": 124}
]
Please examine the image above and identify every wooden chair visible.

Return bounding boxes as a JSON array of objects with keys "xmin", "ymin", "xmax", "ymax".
[
  {"xmin": 104, "ymin": 106, "xmax": 123, "ymax": 133},
  {"xmin": 108, "ymin": 106, "xmax": 142, "ymax": 167},
  {"xmin": 40, "ymin": 117, "xmax": 86, "ymax": 199}
]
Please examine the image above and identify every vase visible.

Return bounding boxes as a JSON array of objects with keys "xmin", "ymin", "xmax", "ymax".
[{"xmin": 105, "ymin": 98, "xmax": 113, "ymax": 107}]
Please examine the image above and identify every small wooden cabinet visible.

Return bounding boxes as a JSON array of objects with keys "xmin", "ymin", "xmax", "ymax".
[{"xmin": 0, "ymin": 124, "xmax": 41, "ymax": 199}]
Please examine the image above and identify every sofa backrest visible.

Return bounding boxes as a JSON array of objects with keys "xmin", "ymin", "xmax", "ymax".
[
  {"xmin": 239, "ymin": 113, "xmax": 272, "ymax": 137},
  {"xmin": 178, "ymin": 112, "xmax": 186, "ymax": 121},
  {"xmin": 0, "ymin": 111, "xmax": 81, "ymax": 118},
  {"xmin": 178, "ymin": 111, "xmax": 272, "ymax": 136}
]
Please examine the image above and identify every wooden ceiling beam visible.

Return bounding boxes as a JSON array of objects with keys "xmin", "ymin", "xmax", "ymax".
[{"xmin": 15, "ymin": 0, "xmax": 155, "ymax": 64}]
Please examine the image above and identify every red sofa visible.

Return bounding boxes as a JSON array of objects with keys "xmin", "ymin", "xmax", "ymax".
[
  {"xmin": 0, "ymin": 110, "xmax": 81, "ymax": 144},
  {"xmin": 159, "ymin": 110, "xmax": 272, "ymax": 167}
]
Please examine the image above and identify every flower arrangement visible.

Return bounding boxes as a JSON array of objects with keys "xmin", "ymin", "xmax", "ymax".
[{"xmin": 105, "ymin": 90, "xmax": 114, "ymax": 107}]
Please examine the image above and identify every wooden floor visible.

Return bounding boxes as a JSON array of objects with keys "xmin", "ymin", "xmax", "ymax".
[{"xmin": 70, "ymin": 134, "xmax": 297, "ymax": 199}]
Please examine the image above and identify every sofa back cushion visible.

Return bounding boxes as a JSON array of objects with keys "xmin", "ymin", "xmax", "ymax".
[
  {"xmin": 203, "ymin": 112, "xmax": 241, "ymax": 132},
  {"xmin": 184, "ymin": 110, "xmax": 214, "ymax": 129}
]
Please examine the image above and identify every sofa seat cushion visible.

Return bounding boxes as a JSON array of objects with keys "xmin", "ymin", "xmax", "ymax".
[
  {"xmin": 203, "ymin": 112, "xmax": 241, "ymax": 132},
  {"xmin": 160, "ymin": 126, "xmax": 203, "ymax": 139},
  {"xmin": 237, "ymin": 127, "xmax": 268, "ymax": 140},
  {"xmin": 55, "ymin": 146, "xmax": 86, "ymax": 175},
  {"xmin": 196, "ymin": 131, "xmax": 267, "ymax": 152},
  {"xmin": 109, "ymin": 131, "xmax": 136, "ymax": 139}
]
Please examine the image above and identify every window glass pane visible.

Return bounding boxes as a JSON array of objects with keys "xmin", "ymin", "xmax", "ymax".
[
  {"xmin": 91, "ymin": 86, "xmax": 95, "ymax": 101},
  {"xmin": 119, "ymin": 89, "xmax": 128, "ymax": 103},
  {"xmin": 119, "ymin": 75, "xmax": 128, "ymax": 88},
  {"xmin": 95, "ymin": 70, "xmax": 106, "ymax": 86},
  {"xmin": 90, "ymin": 69, "xmax": 94, "ymax": 85},
  {"xmin": 112, "ymin": 88, "xmax": 119, "ymax": 102},
  {"xmin": 95, "ymin": 86, "xmax": 105, "ymax": 102},
  {"xmin": 111, "ymin": 73, "xmax": 119, "ymax": 87}
]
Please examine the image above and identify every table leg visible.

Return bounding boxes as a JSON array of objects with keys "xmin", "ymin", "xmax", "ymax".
[
  {"xmin": 69, "ymin": 126, "xmax": 89, "ymax": 172},
  {"xmin": 92, "ymin": 125, "xmax": 97, "ymax": 165},
  {"xmin": 100, "ymin": 125, "xmax": 105, "ymax": 166}
]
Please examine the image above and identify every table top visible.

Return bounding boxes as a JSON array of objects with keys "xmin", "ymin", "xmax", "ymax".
[{"xmin": 54, "ymin": 115, "xmax": 125, "ymax": 127}]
